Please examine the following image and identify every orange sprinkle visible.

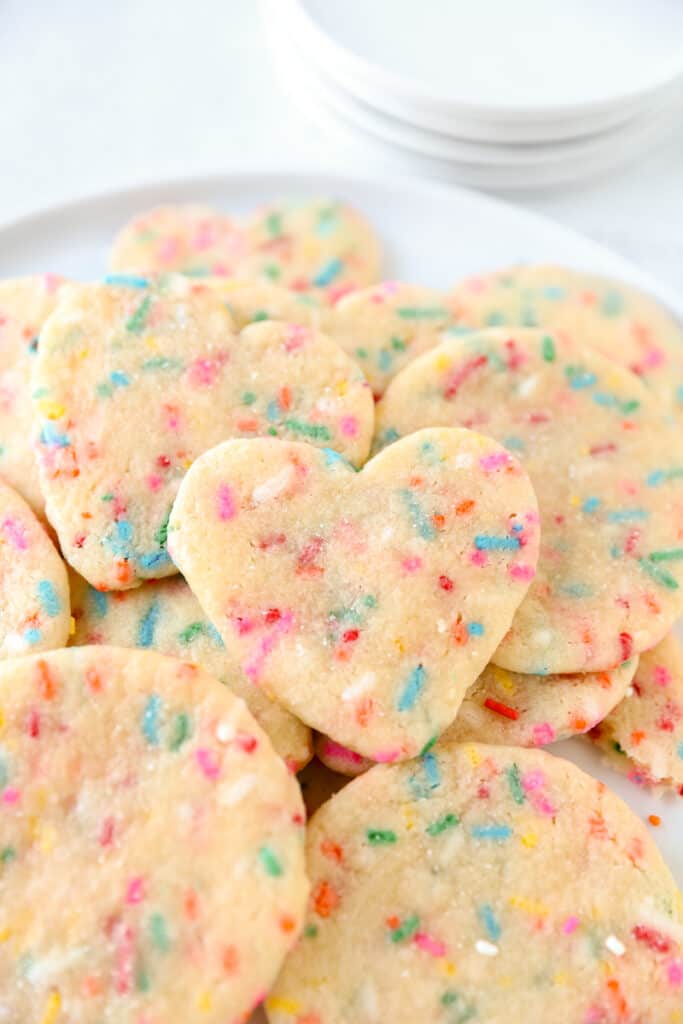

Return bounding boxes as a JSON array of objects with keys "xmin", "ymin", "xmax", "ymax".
[
  {"xmin": 35, "ymin": 660, "xmax": 57, "ymax": 701},
  {"xmin": 631, "ymin": 730, "xmax": 646, "ymax": 745},
  {"xmin": 221, "ymin": 945, "xmax": 239, "ymax": 973},
  {"xmin": 455, "ymin": 499, "xmax": 475, "ymax": 516},
  {"xmin": 184, "ymin": 889, "xmax": 199, "ymax": 920},
  {"xmin": 451, "ymin": 618, "xmax": 468, "ymax": 646},
  {"xmin": 279, "ymin": 914, "xmax": 297, "ymax": 934},
  {"xmin": 114, "ymin": 559, "xmax": 132, "ymax": 585},
  {"xmin": 571, "ymin": 717, "xmax": 588, "ymax": 732},
  {"xmin": 85, "ymin": 667, "xmax": 103, "ymax": 693},
  {"xmin": 355, "ymin": 697, "xmax": 373, "ymax": 727},
  {"xmin": 236, "ymin": 417, "xmax": 259, "ymax": 432},
  {"xmin": 320, "ymin": 838, "xmax": 343, "ymax": 864},
  {"xmin": 312, "ymin": 880, "xmax": 340, "ymax": 918},
  {"xmin": 432, "ymin": 513, "xmax": 446, "ymax": 529},
  {"xmin": 279, "ymin": 385, "xmax": 292, "ymax": 411},
  {"xmin": 82, "ymin": 975, "xmax": 103, "ymax": 997},
  {"xmin": 648, "ymin": 814, "xmax": 661, "ymax": 827}
]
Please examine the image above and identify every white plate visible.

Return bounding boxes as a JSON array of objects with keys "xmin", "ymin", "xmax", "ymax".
[
  {"xmin": 0, "ymin": 172, "xmax": 681, "ymax": 1008},
  {"xmin": 287, "ymin": 0, "xmax": 683, "ymax": 123}
]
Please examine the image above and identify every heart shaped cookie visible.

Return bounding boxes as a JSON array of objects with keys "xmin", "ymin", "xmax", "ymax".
[{"xmin": 169, "ymin": 428, "xmax": 539, "ymax": 760}]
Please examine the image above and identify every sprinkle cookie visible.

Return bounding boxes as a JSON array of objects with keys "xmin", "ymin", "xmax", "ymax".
[
  {"xmin": 267, "ymin": 743, "xmax": 683, "ymax": 1024},
  {"xmin": 377, "ymin": 329, "xmax": 683, "ymax": 674},
  {"xmin": 236, "ymin": 198, "xmax": 382, "ymax": 303},
  {"xmin": 0, "ymin": 478, "xmax": 69, "ymax": 657},
  {"xmin": 0, "ymin": 646, "xmax": 308, "ymax": 1023},
  {"xmin": 34, "ymin": 276, "xmax": 373, "ymax": 589},
  {"xmin": 70, "ymin": 572, "xmax": 312, "ymax": 770},
  {"xmin": 591, "ymin": 632, "xmax": 683, "ymax": 793},
  {"xmin": 450, "ymin": 264, "xmax": 683, "ymax": 422},
  {"xmin": 205, "ymin": 277, "xmax": 321, "ymax": 330},
  {"xmin": 328, "ymin": 282, "xmax": 455, "ymax": 397},
  {"xmin": 169, "ymin": 428, "xmax": 540, "ymax": 761},
  {"xmin": 0, "ymin": 275, "xmax": 67, "ymax": 513},
  {"xmin": 109, "ymin": 203, "xmax": 247, "ymax": 276},
  {"xmin": 315, "ymin": 658, "xmax": 638, "ymax": 776}
]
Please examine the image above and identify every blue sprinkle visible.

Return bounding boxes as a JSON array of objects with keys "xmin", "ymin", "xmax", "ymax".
[
  {"xmin": 90, "ymin": 587, "xmax": 109, "ymax": 618},
  {"xmin": 471, "ymin": 824, "xmax": 512, "ymax": 841},
  {"xmin": 503, "ymin": 435, "xmax": 525, "ymax": 452},
  {"xmin": 137, "ymin": 601, "xmax": 160, "ymax": 648},
  {"xmin": 312, "ymin": 258, "xmax": 343, "ymax": 288},
  {"xmin": 678, "ymin": 742, "xmax": 683, "ymax": 759},
  {"xmin": 142, "ymin": 694, "xmax": 161, "ymax": 745},
  {"xmin": 37, "ymin": 579, "xmax": 61, "ymax": 617},
  {"xmin": 40, "ymin": 423, "xmax": 70, "ymax": 448},
  {"xmin": 321, "ymin": 447, "xmax": 351, "ymax": 469},
  {"xmin": 206, "ymin": 623, "xmax": 224, "ymax": 647},
  {"xmin": 400, "ymin": 490, "xmax": 436, "ymax": 541},
  {"xmin": 24, "ymin": 627, "xmax": 41, "ymax": 645},
  {"xmin": 474, "ymin": 535, "xmax": 520, "ymax": 551},
  {"xmin": 422, "ymin": 752, "xmax": 441, "ymax": 789},
  {"xmin": 116, "ymin": 519, "xmax": 133, "ymax": 541},
  {"xmin": 103, "ymin": 273, "xmax": 149, "ymax": 288},
  {"xmin": 110, "ymin": 370, "xmax": 130, "ymax": 388},
  {"xmin": 600, "ymin": 291, "xmax": 624, "ymax": 317},
  {"xmin": 582, "ymin": 497, "xmax": 600, "ymax": 514},
  {"xmin": 647, "ymin": 470, "xmax": 665, "ymax": 487},
  {"xmin": 397, "ymin": 665, "xmax": 426, "ymax": 712},
  {"xmin": 485, "ymin": 311, "xmax": 506, "ymax": 327},
  {"xmin": 560, "ymin": 583, "xmax": 593, "ymax": 598},
  {"xmin": 139, "ymin": 549, "xmax": 172, "ymax": 569},
  {"xmin": 378, "ymin": 350, "xmax": 393, "ymax": 371},
  {"xmin": 543, "ymin": 285, "xmax": 566, "ymax": 300},
  {"xmin": 266, "ymin": 399, "xmax": 280, "ymax": 423},
  {"xmin": 467, "ymin": 622, "xmax": 484, "ymax": 636},
  {"xmin": 607, "ymin": 508, "xmax": 648, "ymax": 523},
  {"xmin": 569, "ymin": 371, "xmax": 597, "ymax": 390},
  {"xmin": 677, "ymin": 384, "xmax": 683, "ymax": 404},
  {"xmin": 478, "ymin": 904, "xmax": 501, "ymax": 941}
]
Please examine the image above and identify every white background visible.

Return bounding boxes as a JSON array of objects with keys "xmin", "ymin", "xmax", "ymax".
[{"xmin": 1, "ymin": 0, "xmax": 683, "ymax": 290}]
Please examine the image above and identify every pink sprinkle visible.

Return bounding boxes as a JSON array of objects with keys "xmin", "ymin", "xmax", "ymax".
[
  {"xmin": 195, "ymin": 748, "xmax": 221, "ymax": 780},
  {"xmin": 188, "ymin": 355, "xmax": 224, "ymax": 388},
  {"xmin": 192, "ymin": 222, "xmax": 218, "ymax": 251},
  {"xmin": 217, "ymin": 484, "xmax": 237, "ymax": 521},
  {"xmin": 509, "ymin": 562, "xmax": 535, "ymax": 581},
  {"xmin": 562, "ymin": 916, "xmax": 580, "ymax": 934},
  {"xmin": 470, "ymin": 550, "xmax": 488, "ymax": 567},
  {"xmin": 521, "ymin": 770, "xmax": 545, "ymax": 792},
  {"xmin": 668, "ymin": 960, "xmax": 683, "ymax": 986},
  {"xmin": 339, "ymin": 415, "xmax": 358, "ymax": 437},
  {"xmin": 532, "ymin": 723, "xmax": 556, "ymax": 745},
  {"xmin": 653, "ymin": 665, "xmax": 672, "ymax": 687},
  {"xmin": 323, "ymin": 740, "xmax": 364, "ymax": 765},
  {"xmin": 126, "ymin": 877, "xmax": 145, "ymax": 904},
  {"xmin": 284, "ymin": 324, "xmax": 310, "ymax": 352},
  {"xmin": 158, "ymin": 237, "xmax": 180, "ymax": 264},
  {"xmin": 244, "ymin": 610, "xmax": 294, "ymax": 683},
  {"xmin": 2, "ymin": 788, "xmax": 20, "ymax": 805},
  {"xmin": 479, "ymin": 452, "xmax": 511, "ymax": 473},
  {"xmin": 401, "ymin": 555, "xmax": 423, "ymax": 573},
  {"xmin": 2, "ymin": 517, "xmax": 28, "ymax": 550},
  {"xmin": 43, "ymin": 272, "xmax": 62, "ymax": 294},
  {"xmin": 146, "ymin": 474, "xmax": 163, "ymax": 492},
  {"xmin": 465, "ymin": 276, "xmax": 486, "ymax": 294},
  {"xmin": 414, "ymin": 932, "xmax": 446, "ymax": 957},
  {"xmin": 374, "ymin": 748, "xmax": 401, "ymax": 763}
]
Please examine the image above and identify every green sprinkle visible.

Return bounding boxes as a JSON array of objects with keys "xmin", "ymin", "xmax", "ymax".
[
  {"xmin": 419, "ymin": 734, "xmax": 438, "ymax": 756},
  {"xmin": 252, "ymin": 310, "xmax": 269, "ymax": 322},
  {"xmin": 141, "ymin": 356, "xmax": 183, "ymax": 372},
  {"xmin": 426, "ymin": 813, "xmax": 460, "ymax": 836},
  {"xmin": 178, "ymin": 622, "xmax": 204, "ymax": 644},
  {"xmin": 390, "ymin": 915, "xmax": 420, "ymax": 943},
  {"xmin": 0, "ymin": 846, "xmax": 16, "ymax": 864},
  {"xmin": 266, "ymin": 212, "xmax": 282, "ymax": 237},
  {"xmin": 101, "ymin": 493, "xmax": 114, "ymax": 502},
  {"xmin": 541, "ymin": 335, "xmax": 556, "ymax": 362},
  {"xmin": 155, "ymin": 508, "xmax": 171, "ymax": 548},
  {"xmin": 506, "ymin": 763, "xmax": 525, "ymax": 805},
  {"xmin": 396, "ymin": 306, "xmax": 447, "ymax": 320},
  {"xmin": 391, "ymin": 336, "xmax": 407, "ymax": 351},
  {"xmin": 304, "ymin": 924, "xmax": 319, "ymax": 939},
  {"xmin": 264, "ymin": 264, "xmax": 281, "ymax": 281},
  {"xmin": 283, "ymin": 419, "xmax": 331, "ymax": 441},
  {"xmin": 149, "ymin": 913, "xmax": 170, "ymax": 952},
  {"xmin": 126, "ymin": 295, "xmax": 152, "ymax": 334},
  {"xmin": 267, "ymin": 426, "xmax": 278, "ymax": 436},
  {"xmin": 612, "ymin": 740, "xmax": 626, "ymax": 755},
  {"xmin": 241, "ymin": 391, "xmax": 257, "ymax": 405},
  {"xmin": 135, "ymin": 959, "xmax": 150, "ymax": 992},
  {"xmin": 366, "ymin": 829, "xmax": 397, "ymax": 845},
  {"xmin": 638, "ymin": 557, "xmax": 679, "ymax": 590},
  {"xmin": 169, "ymin": 713, "xmax": 191, "ymax": 752},
  {"xmin": 363, "ymin": 594, "xmax": 378, "ymax": 608},
  {"xmin": 259, "ymin": 846, "xmax": 283, "ymax": 877},
  {"xmin": 648, "ymin": 548, "xmax": 683, "ymax": 562},
  {"xmin": 355, "ymin": 347, "xmax": 369, "ymax": 360}
]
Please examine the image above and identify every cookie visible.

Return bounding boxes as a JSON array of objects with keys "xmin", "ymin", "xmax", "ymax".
[
  {"xmin": 0, "ymin": 478, "xmax": 69, "ymax": 657},
  {"xmin": 315, "ymin": 658, "xmax": 638, "ymax": 776},
  {"xmin": 450, "ymin": 264, "xmax": 683, "ymax": 422},
  {"xmin": 328, "ymin": 282, "xmax": 455, "ymax": 397},
  {"xmin": 168, "ymin": 428, "xmax": 540, "ymax": 761},
  {"xmin": 267, "ymin": 743, "xmax": 683, "ymax": 1024},
  {"xmin": 0, "ymin": 646, "xmax": 308, "ymax": 1023},
  {"xmin": 109, "ymin": 203, "xmax": 247, "ymax": 276},
  {"xmin": 236, "ymin": 198, "xmax": 382, "ymax": 303},
  {"xmin": 33, "ymin": 275, "xmax": 374, "ymax": 590},
  {"xmin": 206, "ymin": 276, "xmax": 321, "ymax": 329},
  {"xmin": 377, "ymin": 328, "xmax": 683, "ymax": 674},
  {"xmin": 591, "ymin": 632, "xmax": 683, "ymax": 793},
  {"xmin": 70, "ymin": 572, "xmax": 312, "ymax": 771},
  {"xmin": 0, "ymin": 274, "xmax": 67, "ymax": 513}
]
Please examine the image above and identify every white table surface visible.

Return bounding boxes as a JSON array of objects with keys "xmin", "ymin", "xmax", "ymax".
[{"xmin": 2, "ymin": 0, "xmax": 683, "ymax": 291}]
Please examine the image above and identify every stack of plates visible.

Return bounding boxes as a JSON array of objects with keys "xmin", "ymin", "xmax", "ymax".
[{"xmin": 263, "ymin": 0, "xmax": 683, "ymax": 190}]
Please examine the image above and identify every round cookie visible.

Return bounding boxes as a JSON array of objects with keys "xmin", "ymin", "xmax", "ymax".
[
  {"xmin": 108, "ymin": 203, "xmax": 247, "ymax": 276},
  {"xmin": 70, "ymin": 572, "xmax": 312, "ymax": 771},
  {"xmin": 0, "ymin": 646, "xmax": 308, "ymax": 1023},
  {"xmin": 205, "ymin": 276, "xmax": 322, "ymax": 329},
  {"xmin": 315, "ymin": 658, "xmax": 638, "ymax": 776},
  {"xmin": 377, "ymin": 328, "xmax": 683, "ymax": 674},
  {"xmin": 0, "ymin": 478, "xmax": 69, "ymax": 657},
  {"xmin": 236, "ymin": 198, "xmax": 382, "ymax": 303},
  {"xmin": 33, "ymin": 275, "xmax": 374, "ymax": 590},
  {"xmin": 267, "ymin": 743, "xmax": 683, "ymax": 1024},
  {"xmin": 450, "ymin": 264, "xmax": 683, "ymax": 422},
  {"xmin": 168, "ymin": 428, "xmax": 540, "ymax": 761},
  {"xmin": 0, "ymin": 274, "xmax": 67, "ymax": 513},
  {"xmin": 591, "ymin": 632, "xmax": 683, "ymax": 793},
  {"xmin": 328, "ymin": 282, "xmax": 455, "ymax": 397}
]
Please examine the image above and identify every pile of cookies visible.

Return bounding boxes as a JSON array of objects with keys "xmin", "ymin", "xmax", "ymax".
[{"xmin": 0, "ymin": 198, "xmax": 682, "ymax": 1022}]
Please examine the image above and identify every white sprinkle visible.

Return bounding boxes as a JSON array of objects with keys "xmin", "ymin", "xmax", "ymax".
[
  {"xmin": 518, "ymin": 373, "xmax": 539, "ymax": 397},
  {"xmin": 380, "ymin": 525, "xmax": 395, "ymax": 543},
  {"xmin": 605, "ymin": 934, "xmax": 626, "ymax": 957},
  {"xmin": 437, "ymin": 619, "xmax": 447, "ymax": 633},
  {"xmin": 215, "ymin": 719, "xmax": 236, "ymax": 744},
  {"xmin": 342, "ymin": 671, "xmax": 376, "ymax": 701},
  {"xmin": 2, "ymin": 633, "xmax": 27, "ymax": 655},
  {"xmin": 252, "ymin": 465, "xmax": 294, "ymax": 503},
  {"xmin": 219, "ymin": 775, "xmax": 257, "ymax": 806},
  {"xmin": 532, "ymin": 628, "xmax": 553, "ymax": 648},
  {"xmin": 475, "ymin": 939, "xmax": 499, "ymax": 957},
  {"xmin": 455, "ymin": 453, "xmax": 473, "ymax": 469}
]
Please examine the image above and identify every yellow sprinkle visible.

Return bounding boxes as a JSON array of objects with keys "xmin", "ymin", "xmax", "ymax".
[
  {"xmin": 440, "ymin": 960, "xmax": 457, "ymax": 977},
  {"xmin": 464, "ymin": 743, "xmax": 480, "ymax": 767},
  {"xmin": 493, "ymin": 666, "xmax": 515, "ymax": 694},
  {"xmin": 37, "ymin": 399, "xmax": 65, "ymax": 421},
  {"xmin": 434, "ymin": 353, "xmax": 451, "ymax": 372},
  {"xmin": 508, "ymin": 895, "xmax": 548, "ymax": 917},
  {"xmin": 265, "ymin": 995, "xmax": 301, "ymax": 1014},
  {"xmin": 0, "ymin": 709, "xmax": 4, "ymax": 731},
  {"xmin": 569, "ymin": 494, "xmax": 580, "ymax": 507},
  {"xmin": 497, "ymin": 975, "xmax": 513, "ymax": 988},
  {"xmin": 0, "ymin": 928, "xmax": 11, "ymax": 943},
  {"xmin": 183, "ymin": 458, "xmax": 193, "ymax": 469},
  {"xmin": 39, "ymin": 825, "xmax": 57, "ymax": 855},
  {"xmin": 553, "ymin": 972, "xmax": 569, "ymax": 985},
  {"xmin": 197, "ymin": 991, "xmax": 213, "ymax": 1012},
  {"xmin": 335, "ymin": 379, "xmax": 348, "ymax": 396},
  {"xmin": 394, "ymin": 637, "xmax": 405, "ymax": 654},
  {"xmin": 77, "ymin": 348, "xmax": 89, "ymax": 360},
  {"xmin": 40, "ymin": 991, "xmax": 61, "ymax": 1024},
  {"xmin": 521, "ymin": 833, "xmax": 538, "ymax": 848},
  {"xmin": 69, "ymin": 616, "xmax": 76, "ymax": 636},
  {"xmin": 144, "ymin": 335, "xmax": 158, "ymax": 350},
  {"xmin": 401, "ymin": 803, "xmax": 416, "ymax": 831}
]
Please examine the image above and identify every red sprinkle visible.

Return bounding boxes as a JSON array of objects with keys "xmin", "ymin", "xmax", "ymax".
[
  {"xmin": 484, "ymin": 698, "xmax": 519, "ymax": 721},
  {"xmin": 632, "ymin": 924, "xmax": 672, "ymax": 954},
  {"xmin": 619, "ymin": 632, "xmax": 634, "ymax": 661},
  {"xmin": 438, "ymin": 575, "xmax": 454, "ymax": 591}
]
